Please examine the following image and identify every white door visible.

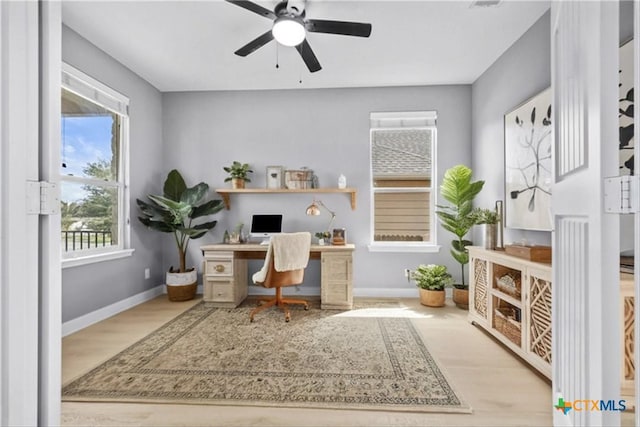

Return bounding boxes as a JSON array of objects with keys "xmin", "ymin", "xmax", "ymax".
[
  {"xmin": 551, "ymin": 2, "xmax": 620, "ymax": 426},
  {"xmin": 0, "ymin": 1, "xmax": 41, "ymax": 425}
]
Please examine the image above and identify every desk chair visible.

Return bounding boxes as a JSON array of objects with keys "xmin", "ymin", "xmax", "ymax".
[{"xmin": 250, "ymin": 232, "xmax": 311, "ymax": 322}]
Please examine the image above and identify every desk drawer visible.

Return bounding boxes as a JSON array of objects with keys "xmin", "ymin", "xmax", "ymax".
[
  {"xmin": 205, "ymin": 259, "xmax": 233, "ymax": 276},
  {"xmin": 205, "ymin": 280, "xmax": 235, "ymax": 302}
]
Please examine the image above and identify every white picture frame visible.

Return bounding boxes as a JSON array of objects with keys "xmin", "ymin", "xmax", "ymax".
[
  {"xmin": 266, "ymin": 166, "xmax": 284, "ymax": 189},
  {"xmin": 504, "ymin": 87, "xmax": 552, "ymax": 231}
]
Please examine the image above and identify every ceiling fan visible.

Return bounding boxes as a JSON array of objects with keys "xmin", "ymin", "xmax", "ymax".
[{"xmin": 226, "ymin": 0, "xmax": 372, "ymax": 73}]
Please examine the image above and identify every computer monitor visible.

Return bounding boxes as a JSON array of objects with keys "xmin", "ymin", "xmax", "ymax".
[{"xmin": 250, "ymin": 214, "xmax": 283, "ymax": 244}]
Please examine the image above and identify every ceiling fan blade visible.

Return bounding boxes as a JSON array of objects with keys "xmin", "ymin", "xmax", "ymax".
[
  {"xmin": 225, "ymin": 0, "xmax": 276, "ymax": 20},
  {"xmin": 234, "ymin": 30, "xmax": 274, "ymax": 57},
  {"xmin": 305, "ymin": 19, "xmax": 372, "ymax": 37},
  {"xmin": 295, "ymin": 39, "xmax": 322, "ymax": 73}
]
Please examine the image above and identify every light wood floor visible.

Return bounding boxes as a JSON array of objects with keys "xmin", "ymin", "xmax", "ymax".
[{"xmin": 62, "ymin": 295, "xmax": 554, "ymax": 426}]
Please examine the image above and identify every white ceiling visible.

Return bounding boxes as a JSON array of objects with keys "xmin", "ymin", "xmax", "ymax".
[{"xmin": 61, "ymin": 0, "xmax": 550, "ymax": 92}]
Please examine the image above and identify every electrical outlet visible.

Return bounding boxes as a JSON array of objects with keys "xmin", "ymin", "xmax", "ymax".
[
  {"xmin": 404, "ymin": 268, "xmax": 411, "ymax": 278},
  {"xmin": 144, "ymin": 268, "xmax": 150, "ymax": 280}
]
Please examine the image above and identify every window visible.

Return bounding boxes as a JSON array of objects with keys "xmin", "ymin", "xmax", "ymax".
[
  {"xmin": 60, "ymin": 64, "xmax": 131, "ymax": 266},
  {"xmin": 369, "ymin": 111, "xmax": 437, "ymax": 251}
]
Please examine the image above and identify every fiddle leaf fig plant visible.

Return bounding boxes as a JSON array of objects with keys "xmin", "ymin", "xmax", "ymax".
[
  {"xmin": 137, "ymin": 169, "xmax": 223, "ymax": 273},
  {"xmin": 436, "ymin": 165, "xmax": 485, "ymax": 288}
]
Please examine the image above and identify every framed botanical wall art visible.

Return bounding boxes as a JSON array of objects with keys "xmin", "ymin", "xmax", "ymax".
[
  {"xmin": 504, "ymin": 87, "xmax": 552, "ymax": 231},
  {"xmin": 619, "ymin": 38, "xmax": 634, "ymax": 175},
  {"xmin": 266, "ymin": 166, "xmax": 284, "ymax": 189}
]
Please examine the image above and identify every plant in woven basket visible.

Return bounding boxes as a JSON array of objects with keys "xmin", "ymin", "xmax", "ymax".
[
  {"xmin": 137, "ymin": 170, "xmax": 223, "ymax": 300},
  {"xmin": 412, "ymin": 264, "xmax": 453, "ymax": 291},
  {"xmin": 436, "ymin": 165, "xmax": 485, "ymax": 289},
  {"xmin": 223, "ymin": 161, "xmax": 253, "ymax": 189}
]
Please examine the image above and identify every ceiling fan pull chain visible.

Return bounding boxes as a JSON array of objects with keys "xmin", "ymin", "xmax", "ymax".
[{"xmin": 275, "ymin": 43, "xmax": 279, "ymax": 69}]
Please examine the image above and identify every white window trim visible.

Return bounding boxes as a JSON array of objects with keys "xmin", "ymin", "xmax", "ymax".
[
  {"xmin": 61, "ymin": 63, "xmax": 131, "ymax": 266},
  {"xmin": 369, "ymin": 116, "xmax": 438, "ymax": 250},
  {"xmin": 62, "ymin": 249, "xmax": 135, "ymax": 269},
  {"xmin": 367, "ymin": 242, "xmax": 441, "ymax": 253}
]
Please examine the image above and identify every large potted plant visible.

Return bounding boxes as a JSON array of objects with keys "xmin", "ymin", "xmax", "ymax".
[
  {"xmin": 412, "ymin": 264, "xmax": 453, "ymax": 307},
  {"xmin": 223, "ymin": 161, "xmax": 253, "ymax": 189},
  {"xmin": 436, "ymin": 165, "xmax": 485, "ymax": 309},
  {"xmin": 137, "ymin": 169, "xmax": 224, "ymax": 301}
]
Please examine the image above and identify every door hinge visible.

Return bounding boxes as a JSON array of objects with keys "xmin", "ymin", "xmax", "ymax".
[
  {"xmin": 26, "ymin": 181, "xmax": 59, "ymax": 215},
  {"xmin": 604, "ymin": 175, "xmax": 640, "ymax": 214}
]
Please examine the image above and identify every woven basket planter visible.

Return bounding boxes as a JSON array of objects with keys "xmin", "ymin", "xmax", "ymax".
[
  {"xmin": 419, "ymin": 288, "xmax": 445, "ymax": 307},
  {"xmin": 166, "ymin": 269, "xmax": 197, "ymax": 302}
]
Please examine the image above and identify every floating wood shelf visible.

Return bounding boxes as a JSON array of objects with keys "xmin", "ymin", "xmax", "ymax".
[{"xmin": 215, "ymin": 187, "xmax": 357, "ymax": 210}]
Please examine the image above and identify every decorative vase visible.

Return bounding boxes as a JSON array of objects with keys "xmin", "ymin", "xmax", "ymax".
[
  {"xmin": 231, "ymin": 178, "xmax": 245, "ymax": 189},
  {"xmin": 419, "ymin": 288, "xmax": 445, "ymax": 307},
  {"xmin": 338, "ymin": 174, "xmax": 347, "ymax": 189},
  {"xmin": 165, "ymin": 268, "xmax": 198, "ymax": 301},
  {"xmin": 483, "ymin": 224, "xmax": 497, "ymax": 250},
  {"xmin": 452, "ymin": 287, "xmax": 469, "ymax": 310}
]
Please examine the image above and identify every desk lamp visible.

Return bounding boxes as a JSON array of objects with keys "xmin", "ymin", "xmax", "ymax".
[{"xmin": 306, "ymin": 199, "xmax": 335, "ymax": 237}]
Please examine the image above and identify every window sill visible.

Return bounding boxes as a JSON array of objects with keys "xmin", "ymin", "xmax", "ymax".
[
  {"xmin": 62, "ymin": 248, "xmax": 135, "ymax": 269},
  {"xmin": 367, "ymin": 243, "xmax": 441, "ymax": 253}
]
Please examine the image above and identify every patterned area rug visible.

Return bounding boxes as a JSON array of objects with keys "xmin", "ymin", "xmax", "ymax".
[{"xmin": 62, "ymin": 301, "xmax": 471, "ymax": 413}]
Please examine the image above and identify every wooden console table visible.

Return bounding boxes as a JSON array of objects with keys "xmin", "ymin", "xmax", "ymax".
[
  {"xmin": 468, "ymin": 247, "xmax": 552, "ymax": 379},
  {"xmin": 200, "ymin": 243, "xmax": 355, "ymax": 310}
]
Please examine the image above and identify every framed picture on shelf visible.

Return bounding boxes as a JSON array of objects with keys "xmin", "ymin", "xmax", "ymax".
[
  {"xmin": 504, "ymin": 87, "xmax": 552, "ymax": 231},
  {"xmin": 266, "ymin": 166, "xmax": 284, "ymax": 189},
  {"xmin": 332, "ymin": 228, "xmax": 346, "ymax": 245}
]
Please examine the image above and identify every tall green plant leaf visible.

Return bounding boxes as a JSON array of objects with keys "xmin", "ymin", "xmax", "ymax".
[
  {"xmin": 181, "ymin": 182, "xmax": 208, "ymax": 206},
  {"xmin": 163, "ymin": 169, "xmax": 187, "ymax": 202}
]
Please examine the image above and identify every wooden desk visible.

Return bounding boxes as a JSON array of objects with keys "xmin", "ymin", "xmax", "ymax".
[{"xmin": 200, "ymin": 243, "xmax": 355, "ymax": 310}]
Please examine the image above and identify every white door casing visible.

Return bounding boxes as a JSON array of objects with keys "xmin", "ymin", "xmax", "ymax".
[
  {"xmin": 39, "ymin": 1, "xmax": 62, "ymax": 425},
  {"xmin": 551, "ymin": 2, "xmax": 620, "ymax": 426},
  {"xmin": 633, "ymin": 2, "xmax": 640, "ymax": 425}
]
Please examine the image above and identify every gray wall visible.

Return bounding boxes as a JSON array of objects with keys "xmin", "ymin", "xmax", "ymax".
[
  {"xmin": 471, "ymin": 11, "xmax": 551, "ymax": 247},
  {"xmin": 162, "ymin": 85, "xmax": 472, "ymax": 294},
  {"xmin": 61, "ymin": 25, "xmax": 165, "ymax": 322}
]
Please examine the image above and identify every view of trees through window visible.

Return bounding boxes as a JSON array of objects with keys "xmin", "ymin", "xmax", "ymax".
[{"xmin": 61, "ymin": 87, "xmax": 121, "ymax": 253}]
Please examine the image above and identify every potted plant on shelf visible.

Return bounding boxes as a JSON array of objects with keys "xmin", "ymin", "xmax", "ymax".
[
  {"xmin": 436, "ymin": 164, "xmax": 485, "ymax": 309},
  {"xmin": 412, "ymin": 264, "xmax": 453, "ymax": 307},
  {"xmin": 314, "ymin": 231, "xmax": 331, "ymax": 245},
  {"xmin": 223, "ymin": 161, "xmax": 253, "ymax": 189},
  {"xmin": 472, "ymin": 207, "xmax": 499, "ymax": 250},
  {"xmin": 137, "ymin": 169, "xmax": 224, "ymax": 301}
]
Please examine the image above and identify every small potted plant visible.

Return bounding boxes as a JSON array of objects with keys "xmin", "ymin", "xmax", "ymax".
[
  {"xmin": 412, "ymin": 264, "xmax": 453, "ymax": 307},
  {"xmin": 314, "ymin": 231, "xmax": 331, "ymax": 245},
  {"xmin": 137, "ymin": 169, "xmax": 224, "ymax": 301},
  {"xmin": 223, "ymin": 161, "xmax": 253, "ymax": 189},
  {"xmin": 472, "ymin": 207, "xmax": 499, "ymax": 250}
]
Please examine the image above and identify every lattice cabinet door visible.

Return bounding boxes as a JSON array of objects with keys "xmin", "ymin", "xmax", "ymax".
[
  {"xmin": 525, "ymin": 266, "xmax": 552, "ymax": 377},
  {"xmin": 470, "ymin": 256, "xmax": 489, "ymax": 325},
  {"xmin": 620, "ymin": 274, "xmax": 634, "ymax": 400}
]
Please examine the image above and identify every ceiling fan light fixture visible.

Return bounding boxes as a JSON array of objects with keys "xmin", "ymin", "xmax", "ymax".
[{"xmin": 272, "ymin": 16, "xmax": 306, "ymax": 47}]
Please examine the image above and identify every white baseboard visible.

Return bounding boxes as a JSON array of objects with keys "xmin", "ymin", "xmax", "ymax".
[{"xmin": 62, "ymin": 285, "xmax": 165, "ymax": 337}]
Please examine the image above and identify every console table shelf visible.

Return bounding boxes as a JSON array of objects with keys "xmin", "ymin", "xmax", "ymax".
[{"xmin": 215, "ymin": 188, "xmax": 357, "ymax": 210}]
